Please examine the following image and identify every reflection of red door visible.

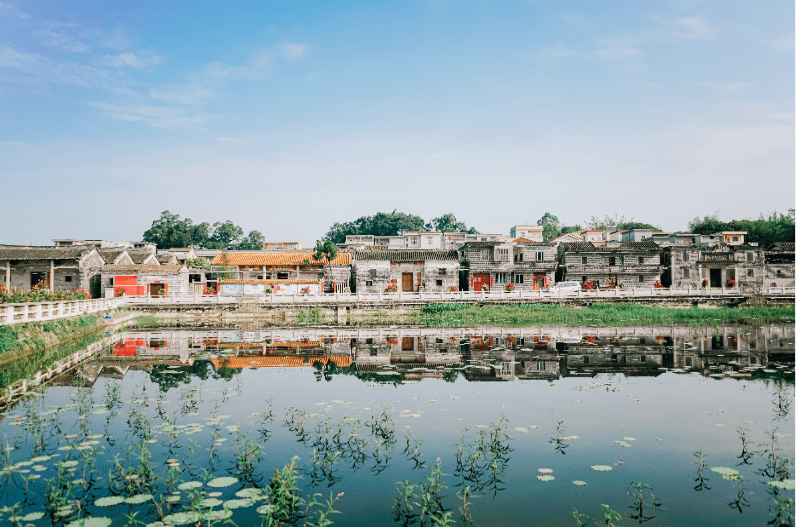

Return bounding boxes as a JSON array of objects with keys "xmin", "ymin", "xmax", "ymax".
[{"xmin": 472, "ymin": 274, "xmax": 490, "ymax": 291}]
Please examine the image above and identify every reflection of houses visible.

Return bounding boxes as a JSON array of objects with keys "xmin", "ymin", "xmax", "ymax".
[
  {"xmin": 353, "ymin": 250, "xmax": 459, "ymax": 293},
  {"xmin": 765, "ymin": 243, "xmax": 795, "ymax": 288},
  {"xmin": 210, "ymin": 252, "xmax": 351, "ymax": 293},
  {"xmin": 219, "ymin": 279, "xmax": 321, "ymax": 295},
  {"xmin": 0, "ymin": 245, "xmax": 105, "ymax": 295},
  {"xmin": 557, "ymin": 242, "xmax": 664, "ymax": 288}
]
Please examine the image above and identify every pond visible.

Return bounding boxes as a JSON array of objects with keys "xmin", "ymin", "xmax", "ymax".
[{"xmin": 0, "ymin": 322, "xmax": 793, "ymax": 526}]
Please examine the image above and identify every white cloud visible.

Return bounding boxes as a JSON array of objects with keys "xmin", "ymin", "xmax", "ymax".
[
  {"xmin": 34, "ymin": 29, "xmax": 89, "ymax": 53},
  {"xmin": 90, "ymin": 101, "xmax": 219, "ymax": 130},
  {"xmin": 218, "ymin": 137, "xmax": 249, "ymax": 144},
  {"xmin": 149, "ymin": 84, "xmax": 215, "ymax": 105},
  {"xmin": 649, "ymin": 15, "xmax": 719, "ymax": 40},
  {"xmin": 198, "ymin": 41, "xmax": 309, "ymax": 81},
  {"xmin": 102, "ymin": 50, "xmax": 161, "ymax": 68},
  {"xmin": 594, "ymin": 36, "xmax": 642, "ymax": 60},
  {"xmin": 279, "ymin": 42, "xmax": 308, "ymax": 61}
]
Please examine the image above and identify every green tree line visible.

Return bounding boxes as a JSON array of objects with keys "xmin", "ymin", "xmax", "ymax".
[
  {"xmin": 323, "ymin": 211, "xmax": 479, "ymax": 244},
  {"xmin": 143, "ymin": 211, "xmax": 265, "ymax": 250}
]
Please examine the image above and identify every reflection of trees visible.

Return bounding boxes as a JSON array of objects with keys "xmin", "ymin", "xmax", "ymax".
[
  {"xmin": 149, "ymin": 361, "xmax": 240, "ymax": 391},
  {"xmin": 773, "ymin": 384, "xmax": 793, "ymax": 421},
  {"xmin": 453, "ymin": 414, "xmax": 513, "ymax": 498}
]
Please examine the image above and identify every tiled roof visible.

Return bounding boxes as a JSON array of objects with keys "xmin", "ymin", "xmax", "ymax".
[
  {"xmin": 559, "ymin": 242, "xmax": 596, "ymax": 252},
  {"xmin": 220, "ymin": 279, "xmax": 320, "ymax": 284},
  {"xmin": 210, "ymin": 356, "xmax": 352, "ymax": 369},
  {"xmin": 100, "ymin": 264, "xmax": 185, "ymax": 274},
  {"xmin": 211, "ymin": 252, "xmax": 351, "ymax": 267},
  {"xmin": 98, "ymin": 249, "xmax": 127, "ymax": 263},
  {"xmin": 354, "ymin": 249, "xmax": 460, "ymax": 262},
  {"xmin": 513, "ymin": 238, "xmax": 550, "ymax": 245},
  {"xmin": 156, "ymin": 255, "xmax": 178, "ymax": 264},
  {"xmin": 618, "ymin": 242, "xmax": 661, "ymax": 249},
  {"xmin": 127, "ymin": 251, "xmax": 158, "ymax": 264},
  {"xmin": 768, "ymin": 242, "xmax": 795, "ymax": 252},
  {"xmin": 0, "ymin": 245, "xmax": 92, "ymax": 260}
]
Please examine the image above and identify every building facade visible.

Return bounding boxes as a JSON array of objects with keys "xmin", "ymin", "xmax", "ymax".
[
  {"xmin": 353, "ymin": 250, "xmax": 460, "ymax": 293},
  {"xmin": 557, "ymin": 242, "xmax": 664, "ymax": 288}
]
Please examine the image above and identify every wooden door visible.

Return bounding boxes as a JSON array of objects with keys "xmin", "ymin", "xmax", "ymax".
[
  {"xmin": 402, "ymin": 273, "xmax": 413, "ymax": 292},
  {"xmin": 534, "ymin": 275, "xmax": 545, "ymax": 290},
  {"xmin": 402, "ymin": 337, "xmax": 414, "ymax": 351},
  {"xmin": 472, "ymin": 273, "xmax": 490, "ymax": 292}
]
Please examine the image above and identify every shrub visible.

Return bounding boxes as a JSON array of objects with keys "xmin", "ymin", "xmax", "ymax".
[{"xmin": 384, "ymin": 284, "xmax": 398, "ymax": 293}]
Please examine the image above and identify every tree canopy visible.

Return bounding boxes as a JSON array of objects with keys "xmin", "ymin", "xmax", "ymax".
[
  {"xmin": 688, "ymin": 211, "xmax": 794, "ymax": 246},
  {"xmin": 537, "ymin": 212, "xmax": 560, "ymax": 241},
  {"xmin": 586, "ymin": 214, "xmax": 661, "ymax": 232},
  {"xmin": 143, "ymin": 211, "xmax": 266, "ymax": 250},
  {"xmin": 323, "ymin": 211, "xmax": 478, "ymax": 243}
]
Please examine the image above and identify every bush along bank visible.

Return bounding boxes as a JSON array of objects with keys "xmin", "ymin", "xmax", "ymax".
[
  {"xmin": 0, "ymin": 313, "xmax": 104, "ymax": 363},
  {"xmin": 421, "ymin": 302, "xmax": 796, "ymax": 328}
]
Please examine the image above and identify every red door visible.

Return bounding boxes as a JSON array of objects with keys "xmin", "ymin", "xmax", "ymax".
[{"xmin": 472, "ymin": 273, "xmax": 490, "ymax": 292}]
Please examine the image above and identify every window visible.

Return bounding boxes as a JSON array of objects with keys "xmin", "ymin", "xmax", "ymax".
[
  {"xmin": 65, "ymin": 276, "xmax": 72, "ymax": 282},
  {"xmin": 582, "ymin": 276, "xmax": 587, "ymax": 282},
  {"xmin": 436, "ymin": 280, "xmax": 443, "ymax": 286},
  {"xmin": 683, "ymin": 268, "xmax": 690, "ymax": 278},
  {"xmin": 638, "ymin": 257, "xmax": 644, "ymax": 264},
  {"xmin": 481, "ymin": 237, "xmax": 487, "ymax": 241},
  {"xmin": 747, "ymin": 269, "xmax": 754, "ymax": 277},
  {"xmin": 366, "ymin": 338, "xmax": 373, "ymax": 345},
  {"xmin": 639, "ymin": 275, "xmax": 644, "ymax": 282},
  {"xmin": 746, "ymin": 253, "xmax": 753, "ymax": 262},
  {"xmin": 732, "ymin": 236, "xmax": 738, "ymax": 242},
  {"xmin": 495, "ymin": 273, "xmax": 507, "ymax": 284},
  {"xmin": 581, "ymin": 256, "xmax": 588, "ymax": 264},
  {"xmin": 277, "ymin": 271, "xmax": 289, "ymax": 280},
  {"xmin": 438, "ymin": 268, "xmax": 447, "ymax": 275},
  {"xmin": 685, "ymin": 357, "xmax": 692, "ymax": 367},
  {"xmin": 436, "ymin": 338, "xmax": 443, "ymax": 344},
  {"xmin": 683, "ymin": 252, "xmax": 689, "ymax": 262},
  {"xmin": 514, "ymin": 274, "xmax": 524, "ymax": 284},
  {"xmin": 536, "ymin": 252, "xmax": 544, "ymax": 262},
  {"xmin": 583, "ymin": 356, "xmax": 589, "ymax": 364},
  {"xmin": 609, "ymin": 257, "xmax": 616, "ymax": 266},
  {"xmin": 366, "ymin": 280, "xmax": 373, "ymax": 286}
]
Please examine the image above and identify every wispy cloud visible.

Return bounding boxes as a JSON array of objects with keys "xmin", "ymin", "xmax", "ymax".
[
  {"xmin": 90, "ymin": 101, "xmax": 219, "ymax": 130},
  {"xmin": 594, "ymin": 36, "xmax": 642, "ymax": 60},
  {"xmin": 198, "ymin": 42, "xmax": 309, "ymax": 81},
  {"xmin": 649, "ymin": 15, "xmax": 719, "ymax": 40},
  {"xmin": 535, "ymin": 43, "xmax": 578, "ymax": 59},
  {"xmin": 149, "ymin": 84, "xmax": 215, "ymax": 105},
  {"xmin": 102, "ymin": 50, "xmax": 161, "ymax": 68},
  {"xmin": 217, "ymin": 137, "xmax": 249, "ymax": 144}
]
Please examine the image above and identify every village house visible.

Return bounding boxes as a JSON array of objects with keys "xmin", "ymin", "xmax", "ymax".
[
  {"xmin": 509, "ymin": 225, "xmax": 543, "ymax": 242},
  {"xmin": 210, "ymin": 251, "xmax": 352, "ymax": 293},
  {"xmin": 97, "ymin": 248, "xmax": 134, "ymax": 266},
  {"xmin": 765, "ymin": 243, "xmax": 795, "ymax": 288},
  {"xmin": 0, "ymin": 245, "xmax": 106, "ymax": 296},
  {"xmin": 352, "ymin": 249, "xmax": 459, "ymax": 293},
  {"xmin": 156, "ymin": 254, "xmax": 179, "ymax": 265},
  {"xmin": 557, "ymin": 242, "xmax": 664, "ymax": 288},
  {"xmin": 127, "ymin": 250, "xmax": 160, "ymax": 266},
  {"xmin": 100, "ymin": 264, "xmax": 189, "ymax": 297},
  {"xmin": 575, "ymin": 230, "xmax": 606, "ymax": 244},
  {"xmin": 460, "ymin": 240, "xmax": 517, "ymax": 291},
  {"xmin": 621, "ymin": 229, "xmax": 656, "ymax": 242},
  {"xmin": 511, "ymin": 240, "xmax": 558, "ymax": 289},
  {"xmin": 261, "ymin": 242, "xmax": 302, "ymax": 251},
  {"xmin": 158, "ymin": 247, "xmax": 197, "ymax": 264}
]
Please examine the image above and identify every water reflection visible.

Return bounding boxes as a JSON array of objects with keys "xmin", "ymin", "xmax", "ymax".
[{"xmin": 84, "ymin": 324, "xmax": 794, "ymax": 389}]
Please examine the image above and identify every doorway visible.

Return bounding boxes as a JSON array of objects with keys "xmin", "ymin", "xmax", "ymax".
[
  {"xmin": 534, "ymin": 275, "xmax": 545, "ymax": 290},
  {"xmin": 401, "ymin": 273, "xmax": 413, "ymax": 292},
  {"xmin": 709, "ymin": 268, "xmax": 721, "ymax": 288},
  {"xmin": 471, "ymin": 273, "xmax": 490, "ymax": 292},
  {"xmin": 150, "ymin": 283, "xmax": 166, "ymax": 296},
  {"xmin": 31, "ymin": 272, "xmax": 47, "ymax": 288}
]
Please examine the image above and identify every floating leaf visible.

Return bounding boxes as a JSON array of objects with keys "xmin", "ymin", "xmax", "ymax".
[
  {"xmin": 198, "ymin": 498, "xmax": 223, "ymax": 508},
  {"xmin": 538, "ymin": 468, "xmax": 553, "ymax": 474},
  {"xmin": 537, "ymin": 475, "xmax": 555, "ymax": 481},
  {"xmin": 224, "ymin": 498, "xmax": 255, "ymax": 508},
  {"xmin": 709, "ymin": 467, "xmax": 740, "ymax": 477},
  {"xmin": 768, "ymin": 480, "xmax": 796, "ymax": 490},
  {"xmin": 623, "ymin": 437, "xmax": 636, "ymax": 441},
  {"xmin": 514, "ymin": 427, "xmax": 528, "ymax": 433},
  {"xmin": 204, "ymin": 510, "xmax": 233, "ymax": 521},
  {"xmin": 162, "ymin": 512, "xmax": 202, "ymax": 525},
  {"xmin": 178, "ymin": 481, "xmax": 203, "ymax": 491},
  {"xmin": 125, "ymin": 494, "xmax": 154, "ymax": 504},
  {"xmin": 208, "ymin": 492, "xmax": 223, "ymax": 498},
  {"xmin": 207, "ymin": 477, "xmax": 239, "ymax": 488},
  {"xmin": 95, "ymin": 496, "xmax": 126, "ymax": 507},
  {"xmin": 236, "ymin": 488, "xmax": 264, "ymax": 498},
  {"xmin": 591, "ymin": 465, "xmax": 613, "ymax": 471},
  {"xmin": 20, "ymin": 512, "xmax": 45, "ymax": 521},
  {"xmin": 572, "ymin": 480, "xmax": 588, "ymax": 486},
  {"xmin": 65, "ymin": 517, "xmax": 113, "ymax": 527}
]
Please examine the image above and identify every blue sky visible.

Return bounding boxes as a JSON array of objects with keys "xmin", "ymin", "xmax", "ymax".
[{"xmin": 1, "ymin": 0, "xmax": 793, "ymax": 245}]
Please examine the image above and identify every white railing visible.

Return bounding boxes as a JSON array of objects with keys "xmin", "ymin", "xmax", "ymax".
[
  {"xmin": 121, "ymin": 286, "xmax": 795, "ymax": 305},
  {"xmin": 0, "ymin": 297, "xmax": 127, "ymax": 326}
]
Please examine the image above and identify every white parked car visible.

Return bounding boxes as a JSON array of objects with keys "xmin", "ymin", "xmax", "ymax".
[{"xmin": 551, "ymin": 281, "xmax": 582, "ymax": 293}]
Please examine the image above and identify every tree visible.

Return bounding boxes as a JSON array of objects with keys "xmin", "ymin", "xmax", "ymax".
[
  {"xmin": 236, "ymin": 230, "xmax": 265, "ymax": 250},
  {"xmin": 424, "ymin": 213, "xmax": 478, "ymax": 233},
  {"xmin": 560, "ymin": 225, "xmax": 584, "ymax": 235},
  {"xmin": 206, "ymin": 220, "xmax": 244, "ymax": 250},
  {"xmin": 586, "ymin": 214, "xmax": 661, "ymax": 232},
  {"xmin": 688, "ymin": 211, "xmax": 794, "ymax": 246},
  {"xmin": 323, "ymin": 211, "xmax": 427, "ymax": 243},
  {"xmin": 313, "ymin": 240, "xmax": 338, "ymax": 261},
  {"xmin": 537, "ymin": 212, "xmax": 560, "ymax": 241},
  {"xmin": 143, "ymin": 211, "xmax": 210, "ymax": 249}
]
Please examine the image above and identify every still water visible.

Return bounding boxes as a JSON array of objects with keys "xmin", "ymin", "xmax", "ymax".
[{"xmin": 0, "ymin": 323, "xmax": 793, "ymax": 526}]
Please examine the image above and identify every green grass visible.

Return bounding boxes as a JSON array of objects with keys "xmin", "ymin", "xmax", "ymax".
[
  {"xmin": 0, "ymin": 314, "xmax": 103, "ymax": 358},
  {"xmin": 421, "ymin": 303, "xmax": 796, "ymax": 328},
  {"xmin": 295, "ymin": 308, "xmax": 328, "ymax": 325}
]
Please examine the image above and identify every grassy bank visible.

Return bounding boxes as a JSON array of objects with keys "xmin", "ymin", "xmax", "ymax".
[
  {"xmin": 0, "ymin": 314, "xmax": 104, "ymax": 362},
  {"xmin": 421, "ymin": 303, "xmax": 796, "ymax": 327}
]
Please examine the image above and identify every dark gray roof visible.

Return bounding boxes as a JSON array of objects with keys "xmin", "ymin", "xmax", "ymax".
[
  {"xmin": 156, "ymin": 255, "xmax": 177, "ymax": 264},
  {"xmin": 559, "ymin": 242, "xmax": 596, "ymax": 252},
  {"xmin": 127, "ymin": 251, "xmax": 157, "ymax": 264},
  {"xmin": 768, "ymin": 242, "xmax": 795, "ymax": 252},
  {"xmin": 98, "ymin": 249, "xmax": 127, "ymax": 263},
  {"xmin": 100, "ymin": 264, "xmax": 185, "ymax": 275},
  {"xmin": 354, "ymin": 249, "xmax": 460, "ymax": 262},
  {"xmin": 0, "ymin": 245, "xmax": 92, "ymax": 260},
  {"xmin": 559, "ymin": 242, "xmax": 661, "ymax": 252}
]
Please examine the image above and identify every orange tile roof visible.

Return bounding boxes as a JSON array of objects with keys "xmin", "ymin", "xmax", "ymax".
[
  {"xmin": 218, "ymin": 343, "xmax": 265, "ymax": 348},
  {"xmin": 211, "ymin": 252, "xmax": 351, "ymax": 267},
  {"xmin": 220, "ymin": 279, "xmax": 320, "ymax": 284},
  {"xmin": 269, "ymin": 341, "xmax": 321, "ymax": 347},
  {"xmin": 210, "ymin": 356, "xmax": 352, "ymax": 369}
]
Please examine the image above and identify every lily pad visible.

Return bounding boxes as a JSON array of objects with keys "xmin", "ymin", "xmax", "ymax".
[
  {"xmin": 178, "ymin": 481, "xmax": 203, "ymax": 491},
  {"xmin": 207, "ymin": 476, "xmax": 239, "ymax": 488},
  {"xmin": 514, "ymin": 427, "xmax": 528, "ymax": 433},
  {"xmin": 198, "ymin": 498, "xmax": 223, "ymax": 507},
  {"xmin": 710, "ymin": 467, "xmax": 740, "ymax": 477},
  {"xmin": 572, "ymin": 480, "xmax": 588, "ymax": 486},
  {"xmin": 768, "ymin": 480, "xmax": 796, "ymax": 490},
  {"xmin": 204, "ymin": 510, "xmax": 233, "ymax": 521},
  {"xmin": 126, "ymin": 494, "xmax": 154, "ymax": 504},
  {"xmin": 224, "ymin": 498, "xmax": 255, "ymax": 508},
  {"xmin": 162, "ymin": 512, "xmax": 202, "ymax": 525},
  {"xmin": 65, "ymin": 518, "xmax": 113, "ymax": 527},
  {"xmin": 591, "ymin": 465, "xmax": 613, "ymax": 471},
  {"xmin": 20, "ymin": 512, "xmax": 45, "ymax": 521},
  {"xmin": 537, "ymin": 475, "xmax": 555, "ymax": 481},
  {"xmin": 236, "ymin": 488, "xmax": 264, "ymax": 498},
  {"xmin": 257, "ymin": 504, "xmax": 275, "ymax": 514},
  {"xmin": 95, "ymin": 496, "xmax": 126, "ymax": 507}
]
